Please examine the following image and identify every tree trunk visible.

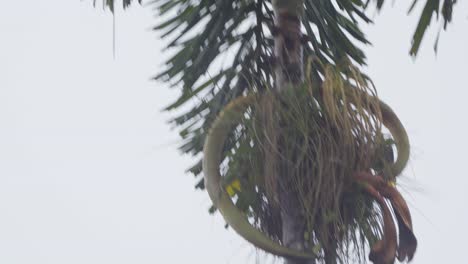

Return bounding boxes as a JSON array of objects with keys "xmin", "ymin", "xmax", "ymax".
[{"xmin": 271, "ymin": 1, "xmax": 313, "ymax": 264}]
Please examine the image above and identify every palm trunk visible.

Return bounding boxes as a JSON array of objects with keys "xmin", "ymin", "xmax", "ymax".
[
  {"xmin": 273, "ymin": 0, "xmax": 304, "ymax": 89},
  {"xmin": 271, "ymin": 1, "xmax": 313, "ymax": 264}
]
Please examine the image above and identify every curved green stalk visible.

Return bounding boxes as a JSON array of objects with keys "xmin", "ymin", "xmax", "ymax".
[
  {"xmin": 203, "ymin": 95, "xmax": 316, "ymax": 259},
  {"xmin": 203, "ymin": 93, "xmax": 409, "ymax": 259},
  {"xmin": 379, "ymin": 100, "xmax": 410, "ymax": 177}
]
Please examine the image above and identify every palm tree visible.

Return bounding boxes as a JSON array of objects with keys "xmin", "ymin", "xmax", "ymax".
[{"xmin": 97, "ymin": 1, "xmax": 457, "ymax": 263}]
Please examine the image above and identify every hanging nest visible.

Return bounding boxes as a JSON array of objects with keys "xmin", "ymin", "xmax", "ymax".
[{"xmin": 203, "ymin": 63, "xmax": 417, "ymax": 264}]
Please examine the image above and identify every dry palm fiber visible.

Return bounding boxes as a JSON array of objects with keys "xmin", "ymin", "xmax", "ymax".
[{"xmin": 216, "ymin": 63, "xmax": 411, "ymax": 263}]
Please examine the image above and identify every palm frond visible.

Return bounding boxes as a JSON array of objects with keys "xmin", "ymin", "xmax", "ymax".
[
  {"xmin": 100, "ymin": 0, "xmax": 142, "ymax": 12},
  {"xmin": 372, "ymin": 0, "xmax": 457, "ymax": 55},
  {"xmin": 91, "ymin": 0, "xmax": 456, "ymax": 219},
  {"xmin": 151, "ymin": 0, "xmax": 380, "ymax": 192}
]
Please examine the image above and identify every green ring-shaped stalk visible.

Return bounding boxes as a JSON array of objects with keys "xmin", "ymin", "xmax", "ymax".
[
  {"xmin": 378, "ymin": 100, "xmax": 410, "ymax": 177},
  {"xmin": 203, "ymin": 93, "xmax": 409, "ymax": 259},
  {"xmin": 203, "ymin": 95, "xmax": 316, "ymax": 259}
]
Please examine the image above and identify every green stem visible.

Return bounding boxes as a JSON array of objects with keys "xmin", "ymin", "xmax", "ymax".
[
  {"xmin": 203, "ymin": 95, "xmax": 316, "ymax": 260},
  {"xmin": 202, "ymin": 93, "xmax": 409, "ymax": 263}
]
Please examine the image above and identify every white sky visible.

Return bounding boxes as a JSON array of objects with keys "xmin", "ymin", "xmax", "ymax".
[{"xmin": 0, "ymin": 1, "xmax": 467, "ymax": 263}]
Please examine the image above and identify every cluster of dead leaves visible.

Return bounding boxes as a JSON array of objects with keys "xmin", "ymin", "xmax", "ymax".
[{"xmin": 354, "ymin": 172, "xmax": 417, "ymax": 264}]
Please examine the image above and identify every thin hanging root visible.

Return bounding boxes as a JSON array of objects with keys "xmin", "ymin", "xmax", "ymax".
[
  {"xmin": 355, "ymin": 172, "xmax": 417, "ymax": 263},
  {"xmin": 361, "ymin": 183, "xmax": 397, "ymax": 264},
  {"xmin": 203, "ymin": 93, "xmax": 410, "ymax": 260}
]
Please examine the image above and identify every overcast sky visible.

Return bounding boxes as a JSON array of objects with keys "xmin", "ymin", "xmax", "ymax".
[{"xmin": 0, "ymin": 1, "xmax": 467, "ymax": 263}]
